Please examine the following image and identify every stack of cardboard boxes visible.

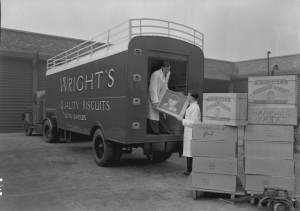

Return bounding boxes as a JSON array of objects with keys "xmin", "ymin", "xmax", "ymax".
[
  {"xmin": 189, "ymin": 93, "xmax": 247, "ymax": 193},
  {"xmin": 295, "ymin": 152, "xmax": 300, "ymax": 198},
  {"xmin": 245, "ymin": 75, "xmax": 298, "ymax": 194}
]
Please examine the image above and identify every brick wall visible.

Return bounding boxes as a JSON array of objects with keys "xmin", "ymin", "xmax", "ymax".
[
  {"xmin": 0, "ymin": 28, "xmax": 85, "ymax": 56},
  {"xmin": 204, "ymin": 58, "xmax": 234, "ymax": 80},
  {"xmin": 234, "ymin": 54, "xmax": 300, "ymax": 76}
]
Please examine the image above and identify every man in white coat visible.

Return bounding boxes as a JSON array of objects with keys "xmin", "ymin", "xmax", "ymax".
[
  {"xmin": 177, "ymin": 91, "xmax": 201, "ymax": 175},
  {"xmin": 147, "ymin": 61, "xmax": 173, "ymax": 135}
]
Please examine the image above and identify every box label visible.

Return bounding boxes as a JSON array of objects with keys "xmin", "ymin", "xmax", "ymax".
[
  {"xmin": 248, "ymin": 105, "xmax": 297, "ymax": 125},
  {"xmin": 203, "ymin": 93, "xmax": 247, "ymax": 122},
  {"xmin": 248, "ymin": 75, "xmax": 297, "ymax": 105},
  {"xmin": 192, "ymin": 123, "xmax": 238, "ymax": 141}
]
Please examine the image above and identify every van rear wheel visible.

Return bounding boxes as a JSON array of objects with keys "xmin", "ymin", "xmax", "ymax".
[{"xmin": 92, "ymin": 129, "xmax": 114, "ymax": 166}]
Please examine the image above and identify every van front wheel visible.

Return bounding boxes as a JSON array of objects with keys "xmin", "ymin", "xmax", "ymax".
[
  {"xmin": 92, "ymin": 129, "xmax": 114, "ymax": 167},
  {"xmin": 23, "ymin": 119, "xmax": 33, "ymax": 136}
]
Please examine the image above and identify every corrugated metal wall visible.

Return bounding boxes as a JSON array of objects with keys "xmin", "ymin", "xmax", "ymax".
[{"xmin": 0, "ymin": 57, "xmax": 33, "ymax": 133}]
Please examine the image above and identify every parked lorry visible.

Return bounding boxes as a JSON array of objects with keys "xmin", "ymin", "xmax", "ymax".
[{"xmin": 22, "ymin": 18, "xmax": 204, "ymax": 166}]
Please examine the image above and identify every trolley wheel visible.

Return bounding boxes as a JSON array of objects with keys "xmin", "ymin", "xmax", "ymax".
[
  {"xmin": 23, "ymin": 119, "xmax": 33, "ymax": 136},
  {"xmin": 267, "ymin": 200, "xmax": 275, "ymax": 210},
  {"xmin": 273, "ymin": 203, "xmax": 285, "ymax": 211},
  {"xmin": 257, "ymin": 196, "xmax": 269, "ymax": 207}
]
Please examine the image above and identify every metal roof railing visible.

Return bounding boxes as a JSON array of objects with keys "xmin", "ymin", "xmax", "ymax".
[{"xmin": 47, "ymin": 18, "xmax": 204, "ymax": 71}]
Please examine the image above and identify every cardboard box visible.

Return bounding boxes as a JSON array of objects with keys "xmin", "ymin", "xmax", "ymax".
[
  {"xmin": 245, "ymin": 157, "xmax": 294, "ymax": 177},
  {"xmin": 244, "ymin": 125, "xmax": 294, "ymax": 142},
  {"xmin": 244, "ymin": 140, "xmax": 294, "ymax": 159},
  {"xmin": 247, "ymin": 104, "xmax": 297, "ymax": 125},
  {"xmin": 192, "ymin": 122, "xmax": 238, "ymax": 141},
  {"xmin": 295, "ymin": 178, "xmax": 300, "ymax": 197},
  {"xmin": 237, "ymin": 146, "xmax": 246, "ymax": 187},
  {"xmin": 191, "ymin": 140, "xmax": 237, "ymax": 158},
  {"xmin": 245, "ymin": 175, "xmax": 295, "ymax": 193},
  {"xmin": 156, "ymin": 88, "xmax": 189, "ymax": 119},
  {"xmin": 296, "ymin": 163, "xmax": 300, "ymax": 177},
  {"xmin": 191, "ymin": 172, "xmax": 237, "ymax": 192},
  {"xmin": 248, "ymin": 75, "xmax": 297, "ymax": 105},
  {"xmin": 193, "ymin": 157, "xmax": 237, "ymax": 175},
  {"xmin": 202, "ymin": 93, "xmax": 247, "ymax": 126},
  {"xmin": 237, "ymin": 126, "xmax": 245, "ymax": 141},
  {"xmin": 295, "ymin": 153, "xmax": 300, "ymax": 176},
  {"xmin": 202, "ymin": 117, "xmax": 247, "ymax": 127}
]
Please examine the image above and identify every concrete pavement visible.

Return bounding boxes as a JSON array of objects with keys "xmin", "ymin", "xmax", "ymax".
[{"xmin": 0, "ymin": 133, "xmax": 259, "ymax": 211}]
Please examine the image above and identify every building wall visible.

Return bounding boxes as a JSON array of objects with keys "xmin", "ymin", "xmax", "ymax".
[
  {"xmin": 0, "ymin": 28, "xmax": 87, "ymax": 133},
  {"xmin": 234, "ymin": 54, "xmax": 300, "ymax": 76},
  {"xmin": 1, "ymin": 28, "xmax": 85, "ymax": 56},
  {"xmin": 204, "ymin": 58, "xmax": 234, "ymax": 80}
]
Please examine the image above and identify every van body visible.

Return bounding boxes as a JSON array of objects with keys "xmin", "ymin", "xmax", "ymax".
[{"xmin": 22, "ymin": 19, "xmax": 204, "ymax": 166}]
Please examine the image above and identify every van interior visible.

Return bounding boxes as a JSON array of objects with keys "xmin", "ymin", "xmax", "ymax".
[{"xmin": 147, "ymin": 54, "xmax": 188, "ymax": 135}]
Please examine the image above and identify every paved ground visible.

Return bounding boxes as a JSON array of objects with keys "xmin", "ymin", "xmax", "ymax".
[{"xmin": 0, "ymin": 133, "xmax": 262, "ymax": 211}]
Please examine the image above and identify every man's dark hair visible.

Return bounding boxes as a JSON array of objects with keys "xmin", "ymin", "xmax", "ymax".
[
  {"xmin": 190, "ymin": 91, "xmax": 199, "ymax": 100},
  {"xmin": 163, "ymin": 61, "xmax": 171, "ymax": 68}
]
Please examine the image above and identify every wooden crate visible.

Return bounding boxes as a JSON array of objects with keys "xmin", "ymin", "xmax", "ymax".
[
  {"xmin": 247, "ymin": 104, "xmax": 297, "ymax": 125},
  {"xmin": 244, "ymin": 125, "xmax": 294, "ymax": 142},
  {"xmin": 202, "ymin": 93, "xmax": 247, "ymax": 126},
  {"xmin": 192, "ymin": 122, "xmax": 238, "ymax": 141},
  {"xmin": 248, "ymin": 75, "xmax": 297, "ymax": 105}
]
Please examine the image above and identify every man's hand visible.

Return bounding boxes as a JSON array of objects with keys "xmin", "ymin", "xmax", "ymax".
[
  {"xmin": 177, "ymin": 116, "xmax": 183, "ymax": 121},
  {"xmin": 152, "ymin": 102, "xmax": 159, "ymax": 108}
]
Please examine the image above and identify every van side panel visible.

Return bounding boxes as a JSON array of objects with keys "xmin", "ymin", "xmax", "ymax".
[{"xmin": 45, "ymin": 52, "xmax": 128, "ymax": 141}]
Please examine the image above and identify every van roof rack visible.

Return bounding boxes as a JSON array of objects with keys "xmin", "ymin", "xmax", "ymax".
[{"xmin": 47, "ymin": 18, "xmax": 204, "ymax": 73}]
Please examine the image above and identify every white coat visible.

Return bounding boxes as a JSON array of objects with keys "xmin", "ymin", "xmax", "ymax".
[
  {"xmin": 147, "ymin": 69, "xmax": 170, "ymax": 120},
  {"xmin": 182, "ymin": 101, "xmax": 201, "ymax": 157}
]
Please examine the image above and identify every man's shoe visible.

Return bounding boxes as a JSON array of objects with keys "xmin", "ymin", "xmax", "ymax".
[{"xmin": 183, "ymin": 171, "xmax": 191, "ymax": 175}]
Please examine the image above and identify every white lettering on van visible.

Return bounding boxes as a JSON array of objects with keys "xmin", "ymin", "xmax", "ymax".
[
  {"xmin": 108, "ymin": 69, "xmax": 114, "ymax": 88},
  {"xmin": 59, "ymin": 68, "xmax": 115, "ymax": 92}
]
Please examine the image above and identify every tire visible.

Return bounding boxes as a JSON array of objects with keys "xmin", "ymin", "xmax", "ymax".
[
  {"xmin": 273, "ymin": 203, "xmax": 285, "ymax": 211},
  {"xmin": 23, "ymin": 119, "xmax": 33, "ymax": 136},
  {"xmin": 43, "ymin": 119, "xmax": 57, "ymax": 143},
  {"xmin": 92, "ymin": 129, "xmax": 114, "ymax": 167},
  {"xmin": 147, "ymin": 151, "xmax": 173, "ymax": 162}
]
